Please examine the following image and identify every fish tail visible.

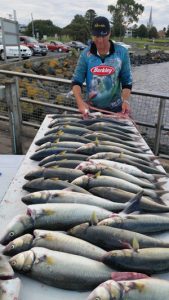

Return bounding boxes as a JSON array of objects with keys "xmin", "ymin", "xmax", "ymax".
[
  {"xmin": 156, "ymin": 190, "xmax": 169, "ymax": 197},
  {"xmin": 155, "ymin": 181, "xmax": 168, "ymax": 189},
  {"xmin": 111, "ymin": 272, "xmax": 149, "ymax": 281},
  {"xmin": 120, "ymin": 190, "xmax": 144, "ymax": 215}
]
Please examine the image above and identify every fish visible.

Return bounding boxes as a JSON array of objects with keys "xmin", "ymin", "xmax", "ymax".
[
  {"xmin": 23, "ymin": 178, "xmax": 90, "ymax": 194},
  {"xmin": 98, "ymin": 214, "xmax": 169, "ymax": 234},
  {"xmin": 42, "ymin": 159, "xmax": 84, "ymax": 168},
  {"xmin": 44, "ymin": 125, "xmax": 91, "ymax": 136},
  {"xmin": 24, "ymin": 167, "xmax": 84, "ymax": 181},
  {"xmin": 35, "ymin": 133, "xmax": 90, "ymax": 146},
  {"xmin": 72, "ymin": 174, "xmax": 167, "ymax": 200},
  {"xmin": 32, "ymin": 229, "xmax": 107, "ymax": 261},
  {"xmin": 99, "ymin": 140, "xmax": 148, "ymax": 153},
  {"xmin": 3, "ymin": 234, "xmax": 34, "ymax": 256},
  {"xmin": 87, "ymin": 278, "xmax": 169, "ymax": 300},
  {"xmin": 39, "ymin": 153, "xmax": 88, "ymax": 166},
  {"xmin": 87, "ymin": 159, "xmax": 166, "ymax": 181},
  {"xmin": 78, "ymin": 117, "xmax": 131, "ymax": 127},
  {"xmin": 30, "ymin": 147, "xmax": 76, "ymax": 161},
  {"xmin": 103, "ymin": 247, "xmax": 169, "ymax": 274},
  {"xmin": 0, "ymin": 278, "xmax": 21, "ymax": 300},
  {"xmin": 68, "ymin": 223, "xmax": 169, "ymax": 251},
  {"xmin": 21, "ymin": 189, "xmax": 125, "ymax": 211},
  {"xmin": 0, "ymin": 214, "xmax": 34, "ymax": 245},
  {"xmin": 48, "ymin": 117, "xmax": 83, "ymax": 127},
  {"xmin": 0, "ymin": 255, "xmax": 14, "ymax": 279},
  {"xmin": 88, "ymin": 152, "xmax": 157, "ymax": 167},
  {"xmin": 26, "ymin": 203, "xmax": 112, "ymax": 230},
  {"xmin": 76, "ymin": 161, "xmax": 159, "ymax": 188},
  {"xmin": 9, "ymin": 247, "xmax": 147, "ymax": 291},
  {"xmin": 87, "ymin": 122, "xmax": 137, "ymax": 135},
  {"xmin": 84, "ymin": 131, "xmax": 136, "ymax": 143},
  {"xmin": 89, "ymin": 187, "xmax": 169, "ymax": 213},
  {"xmin": 76, "ymin": 142, "xmax": 156, "ymax": 162},
  {"xmin": 36, "ymin": 141, "xmax": 84, "ymax": 152}
]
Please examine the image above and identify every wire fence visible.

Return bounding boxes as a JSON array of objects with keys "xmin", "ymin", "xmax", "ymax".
[{"xmin": 0, "ymin": 70, "xmax": 169, "ymax": 156}]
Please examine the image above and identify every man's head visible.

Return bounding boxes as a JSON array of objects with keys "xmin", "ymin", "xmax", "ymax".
[{"xmin": 92, "ymin": 16, "xmax": 110, "ymax": 37}]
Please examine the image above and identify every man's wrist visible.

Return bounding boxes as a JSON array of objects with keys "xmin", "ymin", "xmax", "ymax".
[{"xmin": 122, "ymin": 100, "xmax": 129, "ymax": 105}]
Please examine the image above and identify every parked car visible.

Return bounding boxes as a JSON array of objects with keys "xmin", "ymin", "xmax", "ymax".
[
  {"xmin": 0, "ymin": 37, "xmax": 32, "ymax": 60},
  {"xmin": 66, "ymin": 41, "xmax": 87, "ymax": 51},
  {"xmin": 46, "ymin": 41, "xmax": 70, "ymax": 52},
  {"xmin": 19, "ymin": 36, "xmax": 48, "ymax": 56},
  {"xmin": 113, "ymin": 41, "xmax": 132, "ymax": 50}
]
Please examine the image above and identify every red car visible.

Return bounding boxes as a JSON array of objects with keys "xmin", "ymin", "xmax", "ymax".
[{"xmin": 46, "ymin": 41, "xmax": 70, "ymax": 52}]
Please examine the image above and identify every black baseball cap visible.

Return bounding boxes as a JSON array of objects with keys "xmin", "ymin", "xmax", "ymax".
[{"xmin": 92, "ymin": 16, "xmax": 110, "ymax": 37}]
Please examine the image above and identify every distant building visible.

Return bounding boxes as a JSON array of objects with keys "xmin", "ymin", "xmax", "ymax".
[
  {"xmin": 147, "ymin": 7, "xmax": 153, "ymax": 29},
  {"xmin": 158, "ymin": 30, "xmax": 166, "ymax": 39},
  {"xmin": 125, "ymin": 29, "xmax": 132, "ymax": 38}
]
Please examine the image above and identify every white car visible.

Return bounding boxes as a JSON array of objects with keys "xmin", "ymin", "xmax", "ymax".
[
  {"xmin": 113, "ymin": 41, "xmax": 132, "ymax": 50},
  {"xmin": 0, "ymin": 38, "xmax": 32, "ymax": 60}
]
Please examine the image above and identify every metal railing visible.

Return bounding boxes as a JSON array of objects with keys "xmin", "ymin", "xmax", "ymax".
[{"xmin": 0, "ymin": 69, "xmax": 169, "ymax": 156}]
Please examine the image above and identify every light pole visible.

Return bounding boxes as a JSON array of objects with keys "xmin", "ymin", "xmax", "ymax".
[{"xmin": 31, "ymin": 13, "xmax": 35, "ymax": 38}]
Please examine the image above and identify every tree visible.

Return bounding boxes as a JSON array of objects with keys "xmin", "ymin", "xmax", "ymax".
[
  {"xmin": 25, "ymin": 20, "xmax": 61, "ymax": 39},
  {"xmin": 62, "ymin": 15, "xmax": 90, "ymax": 42},
  {"xmin": 148, "ymin": 26, "xmax": 158, "ymax": 39},
  {"xmin": 108, "ymin": 0, "xmax": 144, "ymax": 39},
  {"xmin": 137, "ymin": 24, "xmax": 148, "ymax": 39},
  {"xmin": 166, "ymin": 25, "xmax": 169, "ymax": 37},
  {"xmin": 84, "ymin": 9, "xmax": 97, "ymax": 32}
]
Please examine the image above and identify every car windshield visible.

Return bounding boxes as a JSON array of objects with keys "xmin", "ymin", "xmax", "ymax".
[{"xmin": 26, "ymin": 37, "xmax": 38, "ymax": 43}]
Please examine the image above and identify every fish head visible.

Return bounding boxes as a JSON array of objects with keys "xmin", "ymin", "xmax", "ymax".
[
  {"xmin": 76, "ymin": 142, "xmax": 95, "ymax": 155},
  {"xmin": 87, "ymin": 280, "xmax": 121, "ymax": 300},
  {"xmin": 3, "ymin": 234, "xmax": 33, "ymax": 256},
  {"xmin": 68, "ymin": 222, "xmax": 90, "ymax": 238},
  {"xmin": 9, "ymin": 250, "xmax": 34, "ymax": 272},
  {"xmin": 72, "ymin": 175, "xmax": 90, "ymax": 189},
  {"xmin": 0, "ymin": 215, "xmax": 33, "ymax": 245}
]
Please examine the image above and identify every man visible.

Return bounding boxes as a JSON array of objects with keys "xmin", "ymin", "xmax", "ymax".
[{"xmin": 72, "ymin": 16, "xmax": 132, "ymax": 118}]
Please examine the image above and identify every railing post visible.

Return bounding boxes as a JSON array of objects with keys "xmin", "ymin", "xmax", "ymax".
[
  {"xmin": 154, "ymin": 98, "xmax": 165, "ymax": 155},
  {"xmin": 5, "ymin": 78, "xmax": 23, "ymax": 154}
]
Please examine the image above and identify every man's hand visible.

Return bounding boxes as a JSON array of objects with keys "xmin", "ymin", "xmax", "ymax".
[
  {"xmin": 79, "ymin": 102, "xmax": 89, "ymax": 119},
  {"xmin": 122, "ymin": 100, "xmax": 130, "ymax": 115}
]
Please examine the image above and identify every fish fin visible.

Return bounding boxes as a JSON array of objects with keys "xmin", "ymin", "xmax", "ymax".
[
  {"xmin": 50, "ymin": 166, "xmax": 59, "ymax": 170},
  {"xmin": 120, "ymin": 190, "xmax": 144, "ymax": 215},
  {"xmin": 132, "ymin": 237, "xmax": 139, "ymax": 252},
  {"xmin": 60, "ymin": 150, "xmax": 67, "ymax": 155},
  {"xmin": 119, "ymin": 152, "xmax": 124, "ymax": 158},
  {"xmin": 155, "ymin": 181, "xmax": 167, "ymax": 189},
  {"xmin": 57, "ymin": 130, "xmax": 64, "ymax": 135},
  {"xmin": 94, "ymin": 171, "xmax": 101, "ymax": 178},
  {"xmin": 156, "ymin": 190, "xmax": 169, "ymax": 197},
  {"xmin": 110, "ymin": 272, "xmax": 149, "ymax": 281},
  {"xmin": 153, "ymin": 173, "xmax": 168, "ymax": 180},
  {"xmin": 49, "ymin": 177, "xmax": 59, "ymax": 181},
  {"xmin": 42, "ymin": 208, "xmax": 55, "ymax": 215},
  {"xmin": 94, "ymin": 137, "xmax": 99, "ymax": 146},
  {"xmin": 90, "ymin": 211, "xmax": 98, "ymax": 226},
  {"xmin": 55, "ymin": 138, "xmax": 60, "ymax": 143}
]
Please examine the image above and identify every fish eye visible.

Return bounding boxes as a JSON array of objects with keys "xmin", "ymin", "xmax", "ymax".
[
  {"xmin": 9, "ymin": 232, "xmax": 15, "ymax": 237},
  {"xmin": 10, "ymin": 244, "xmax": 15, "ymax": 249},
  {"xmin": 11, "ymin": 260, "xmax": 16, "ymax": 266},
  {"xmin": 95, "ymin": 297, "xmax": 101, "ymax": 300}
]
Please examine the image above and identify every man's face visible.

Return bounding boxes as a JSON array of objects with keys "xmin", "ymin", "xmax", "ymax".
[{"xmin": 92, "ymin": 33, "xmax": 110, "ymax": 49}]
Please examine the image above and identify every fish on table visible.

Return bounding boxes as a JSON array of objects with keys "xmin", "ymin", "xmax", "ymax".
[
  {"xmin": 9, "ymin": 247, "xmax": 147, "ymax": 291},
  {"xmin": 87, "ymin": 278, "xmax": 169, "ymax": 300}
]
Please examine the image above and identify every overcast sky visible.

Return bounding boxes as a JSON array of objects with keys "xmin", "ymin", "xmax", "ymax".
[{"xmin": 0, "ymin": 0, "xmax": 168, "ymax": 30}]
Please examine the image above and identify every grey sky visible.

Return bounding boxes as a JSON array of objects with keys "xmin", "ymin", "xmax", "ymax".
[{"xmin": 0, "ymin": 0, "xmax": 168, "ymax": 30}]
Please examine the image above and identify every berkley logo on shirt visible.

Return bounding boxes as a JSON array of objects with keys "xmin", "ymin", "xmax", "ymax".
[{"xmin": 90, "ymin": 65, "xmax": 115, "ymax": 76}]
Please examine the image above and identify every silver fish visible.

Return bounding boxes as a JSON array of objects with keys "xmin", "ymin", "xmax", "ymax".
[
  {"xmin": 103, "ymin": 247, "xmax": 169, "ymax": 274},
  {"xmin": 32, "ymin": 229, "xmax": 107, "ymax": 261},
  {"xmin": 87, "ymin": 278, "xmax": 169, "ymax": 300},
  {"xmin": 68, "ymin": 223, "xmax": 169, "ymax": 250},
  {"xmin": 9, "ymin": 247, "xmax": 147, "ymax": 291},
  {"xmin": 0, "ymin": 278, "xmax": 21, "ymax": 300},
  {"xmin": 0, "ymin": 255, "xmax": 14, "ymax": 279},
  {"xmin": 3, "ymin": 234, "xmax": 34, "ymax": 256}
]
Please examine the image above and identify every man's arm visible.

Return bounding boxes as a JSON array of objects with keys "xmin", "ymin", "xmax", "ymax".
[
  {"xmin": 121, "ymin": 88, "xmax": 131, "ymax": 114},
  {"xmin": 72, "ymin": 85, "xmax": 89, "ymax": 117}
]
